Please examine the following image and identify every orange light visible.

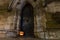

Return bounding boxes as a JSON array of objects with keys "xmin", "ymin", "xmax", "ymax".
[{"xmin": 19, "ymin": 31, "xmax": 24, "ymax": 36}]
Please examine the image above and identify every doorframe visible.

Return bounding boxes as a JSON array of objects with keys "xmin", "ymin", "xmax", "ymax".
[{"xmin": 19, "ymin": 2, "xmax": 34, "ymax": 35}]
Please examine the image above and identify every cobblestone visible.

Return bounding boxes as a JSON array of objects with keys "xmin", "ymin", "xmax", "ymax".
[{"xmin": 0, "ymin": 38, "xmax": 40, "ymax": 40}]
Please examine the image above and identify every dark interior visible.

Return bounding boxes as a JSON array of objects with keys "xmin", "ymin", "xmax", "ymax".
[{"xmin": 52, "ymin": 12, "xmax": 60, "ymax": 24}]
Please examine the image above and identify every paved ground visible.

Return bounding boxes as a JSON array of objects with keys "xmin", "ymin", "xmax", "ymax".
[
  {"xmin": 0, "ymin": 38, "xmax": 60, "ymax": 40},
  {"xmin": 0, "ymin": 38, "xmax": 40, "ymax": 40},
  {"xmin": 0, "ymin": 37, "xmax": 60, "ymax": 40}
]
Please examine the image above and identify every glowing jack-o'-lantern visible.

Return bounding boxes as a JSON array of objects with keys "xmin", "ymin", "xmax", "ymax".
[{"xmin": 19, "ymin": 31, "xmax": 24, "ymax": 36}]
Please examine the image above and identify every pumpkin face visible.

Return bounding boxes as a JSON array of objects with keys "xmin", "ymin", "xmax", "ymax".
[{"xmin": 19, "ymin": 31, "xmax": 24, "ymax": 36}]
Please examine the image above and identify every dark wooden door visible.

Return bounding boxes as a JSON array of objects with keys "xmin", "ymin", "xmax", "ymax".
[{"xmin": 20, "ymin": 3, "xmax": 34, "ymax": 37}]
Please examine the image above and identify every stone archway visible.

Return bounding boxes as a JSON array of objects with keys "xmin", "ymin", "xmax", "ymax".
[{"xmin": 20, "ymin": 2, "xmax": 34, "ymax": 37}]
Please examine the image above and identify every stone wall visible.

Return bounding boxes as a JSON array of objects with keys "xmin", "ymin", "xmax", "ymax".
[
  {"xmin": 0, "ymin": 0, "xmax": 47, "ymax": 38},
  {"xmin": 0, "ymin": 0, "xmax": 16, "ymax": 37}
]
